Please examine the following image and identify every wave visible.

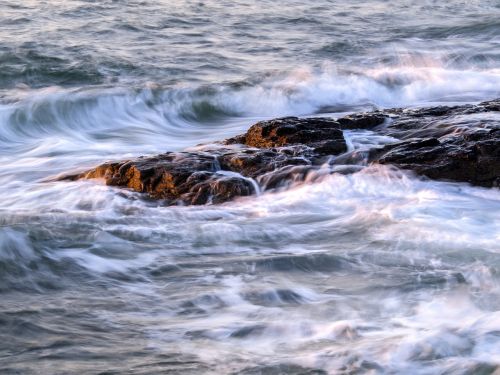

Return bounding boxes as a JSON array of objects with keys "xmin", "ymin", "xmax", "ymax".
[{"xmin": 0, "ymin": 63, "xmax": 498, "ymax": 160}]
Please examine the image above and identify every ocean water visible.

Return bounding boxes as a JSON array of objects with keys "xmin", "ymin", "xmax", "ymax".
[{"xmin": 1, "ymin": 0, "xmax": 500, "ymax": 374}]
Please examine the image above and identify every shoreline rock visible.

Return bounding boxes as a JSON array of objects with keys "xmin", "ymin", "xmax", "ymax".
[{"xmin": 59, "ymin": 99, "xmax": 500, "ymax": 204}]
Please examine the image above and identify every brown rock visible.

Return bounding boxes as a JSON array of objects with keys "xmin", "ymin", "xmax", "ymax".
[{"xmin": 227, "ymin": 116, "xmax": 347, "ymax": 155}]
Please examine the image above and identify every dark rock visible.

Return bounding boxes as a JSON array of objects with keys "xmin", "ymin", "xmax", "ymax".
[
  {"xmin": 481, "ymin": 99, "xmax": 500, "ymax": 112},
  {"xmin": 59, "ymin": 99, "xmax": 500, "ymax": 205},
  {"xmin": 226, "ymin": 116, "xmax": 348, "ymax": 155},
  {"xmin": 256, "ymin": 165, "xmax": 316, "ymax": 190},
  {"xmin": 337, "ymin": 113, "xmax": 387, "ymax": 129},
  {"xmin": 365, "ymin": 99, "xmax": 500, "ymax": 187},
  {"xmin": 218, "ymin": 147, "xmax": 312, "ymax": 178},
  {"xmin": 372, "ymin": 129, "xmax": 500, "ymax": 187}
]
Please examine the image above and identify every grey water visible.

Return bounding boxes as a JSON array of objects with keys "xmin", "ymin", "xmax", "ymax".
[{"xmin": 1, "ymin": 0, "xmax": 500, "ymax": 374}]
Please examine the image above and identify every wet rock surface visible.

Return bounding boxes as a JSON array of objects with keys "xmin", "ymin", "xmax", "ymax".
[
  {"xmin": 62, "ymin": 152, "xmax": 258, "ymax": 205},
  {"xmin": 60, "ymin": 99, "xmax": 500, "ymax": 204},
  {"xmin": 373, "ymin": 130, "xmax": 500, "ymax": 187},
  {"xmin": 60, "ymin": 116, "xmax": 350, "ymax": 205},
  {"xmin": 372, "ymin": 99, "xmax": 500, "ymax": 187},
  {"xmin": 226, "ymin": 116, "xmax": 348, "ymax": 156}
]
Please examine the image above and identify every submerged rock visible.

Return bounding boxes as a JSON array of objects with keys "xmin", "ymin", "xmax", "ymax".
[{"xmin": 59, "ymin": 99, "xmax": 500, "ymax": 204}]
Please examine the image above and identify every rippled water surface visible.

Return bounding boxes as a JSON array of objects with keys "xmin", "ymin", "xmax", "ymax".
[{"xmin": 1, "ymin": 1, "xmax": 500, "ymax": 374}]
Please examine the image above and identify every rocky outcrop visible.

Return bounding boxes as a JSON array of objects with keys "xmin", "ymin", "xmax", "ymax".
[
  {"xmin": 371, "ymin": 99, "xmax": 500, "ymax": 187},
  {"xmin": 64, "ymin": 153, "xmax": 257, "ymax": 205},
  {"xmin": 372, "ymin": 130, "xmax": 500, "ymax": 187},
  {"xmin": 59, "ymin": 99, "xmax": 500, "ymax": 204},
  {"xmin": 60, "ymin": 117, "xmax": 349, "ymax": 205},
  {"xmin": 226, "ymin": 116, "xmax": 348, "ymax": 155}
]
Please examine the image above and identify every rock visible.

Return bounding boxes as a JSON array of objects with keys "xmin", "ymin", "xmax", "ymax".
[
  {"xmin": 64, "ymin": 145, "xmax": 321, "ymax": 204},
  {"xmin": 368, "ymin": 98, "xmax": 500, "ymax": 187},
  {"xmin": 64, "ymin": 152, "xmax": 257, "ymax": 205},
  {"xmin": 60, "ymin": 117, "xmax": 351, "ymax": 204},
  {"xmin": 226, "ymin": 116, "xmax": 348, "ymax": 155},
  {"xmin": 372, "ymin": 129, "xmax": 500, "ymax": 187},
  {"xmin": 337, "ymin": 113, "xmax": 387, "ymax": 129},
  {"xmin": 59, "ymin": 99, "xmax": 500, "ymax": 205},
  {"xmin": 218, "ymin": 147, "xmax": 312, "ymax": 178}
]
